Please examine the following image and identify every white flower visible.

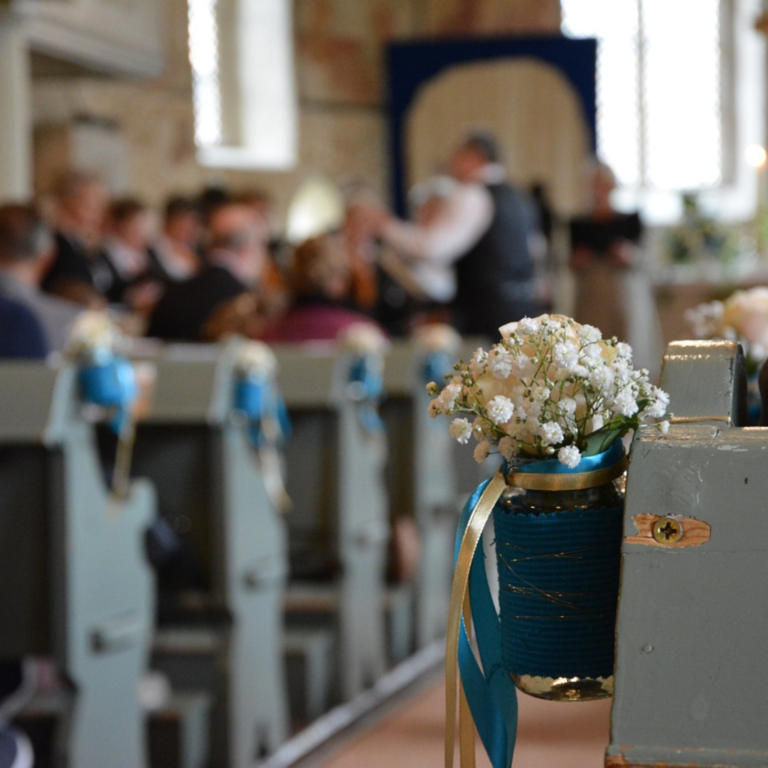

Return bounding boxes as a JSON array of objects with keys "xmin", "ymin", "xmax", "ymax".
[
  {"xmin": 658, "ymin": 420, "xmax": 670, "ymax": 435},
  {"xmin": 236, "ymin": 341, "xmax": 277, "ymax": 380},
  {"xmin": 615, "ymin": 342, "xmax": 633, "ymax": 360},
  {"xmin": 558, "ymin": 398, "xmax": 577, "ymax": 416},
  {"xmin": 517, "ymin": 316, "xmax": 541, "ymax": 334},
  {"xmin": 643, "ymin": 389, "xmax": 670, "ymax": 418},
  {"xmin": 488, "ymin": 396, "xmax": 515, "ymax": 424},
  {"xmin": 449, "ymin": 418, "xmax": 473, "ymax": 444},
  {"xmin": 531, "ymin": 385, "xmax": 550, "ymax": 402},
  {"xmin": 436, "ymin": 381, "xmax": 462, "ymax": 411},
  {"xmin": 66, "ymin": 311, "xmax": 120, "ymax": 359},
  {"xmin": 538, "ymin": 421, "xmax": 564, "ymax": 445},
  {"xmin": 554, "ymin": 341, "xmax": 580, "ymax": 369},
  {"xmin": 473, "ymin": 440, "xmax": 492, "ymax": 463},
  {"xmin": 498, "ymin": 436, "xmax": 517, "ymax": 460},
  {"xmin": 589, "ymin": 366, "xmax": 615, "ymax": 392},
  {"xmin": 488, "ymin": 348, "xmax": 514, "ymax": 379},
  {"xmin": 412, "ymin": 323, "xmax": 461, "ymax": 353},
  {"xmin": 469, "ymin": 348, "xmax": 488, "ymax": 378},
  {"xmin": 578, "ymin": 324, "xmax": 602, "ymax": 343},
  {"xmin": 611, "ymin": 392, "xmax": 639, "ymax": 417},
  {"xmin": 558, "ymin": 445, "xmax": 582, "ymax": 468},
  {"xmin": 337, "ymin": 323, "xmax": 389, "ymax": 355}
]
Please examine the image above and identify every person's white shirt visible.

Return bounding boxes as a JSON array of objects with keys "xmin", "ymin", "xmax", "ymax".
[{"xmin": 379, "ymin": 164, "xmax": 507, "ymax": 301}]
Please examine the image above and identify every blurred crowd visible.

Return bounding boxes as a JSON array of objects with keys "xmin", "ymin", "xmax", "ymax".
[{"xmin": 0, "ymin": 131, "xmax": 580, "ymax": 361}]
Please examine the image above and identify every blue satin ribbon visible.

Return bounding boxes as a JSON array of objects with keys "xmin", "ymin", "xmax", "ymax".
[
  {"xmin": 78, "ymin": 356, "xmax": 138, "ymax": 436},
  {"xmin": 349, "ymin": 356, "xmax": 384, "ymax": 434},
  {"xmin": 235, "ymin": 378, "xmax": 292, "ymax": 448},
  {"xmin": 423, "ymin": 350, "xmax": 452, "ymax": 386},
  {"xmin": 455, "ymin": 441, "xmax": 623, "ymax": 768},
  {"xmin": 509, "ymin": 438, "xmax": 624, "ymax": 477}
]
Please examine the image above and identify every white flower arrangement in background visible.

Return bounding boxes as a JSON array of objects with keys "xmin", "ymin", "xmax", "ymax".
[
  {"xmin": 685, "ymin": 287, "xmax": 768, "ymax": 366},
  {"xmin": 337, "ymin": 322, "xmax": 389, "ymax": 356},
  {"xmin": 411, "ymin": 323, "xmax": 462, "ymax": 353},
  {"xmin": 428, "ymin": 314, "xmax": 670, "ymax": 467},
  {"xmin": 65, "ymin": 311, "xmax": 121, "ymax": 362},
  {"xmin": 235, "ymin": 340, "xmax": 278, "ymax": 381}
]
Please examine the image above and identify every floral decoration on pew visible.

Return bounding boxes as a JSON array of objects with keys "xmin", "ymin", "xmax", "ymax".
[
  {"xmin": 337, "ymin": 322, "xmax": 389, "ymax": 356},
  {"xmin": 411, "ymin": 322, "xmax": 462, "ymax": 353},
  {"xmin": 685, "ymin": 286, "xmax": 768, "ymax": 371},
  {"xmin": 337, "ymin": 323, "xmax": 388, "ymax": 433},
  {"xmin": 233, "ymin": 340, "xmax": 292, "ymax": 511},
  {"xmin": 427, "ymin": 314, "xmax": 670, "ymax": 467}
]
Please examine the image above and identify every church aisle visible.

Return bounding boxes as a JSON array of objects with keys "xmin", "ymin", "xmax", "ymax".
[{"xmin": 318, "ymin": 677, "xmax": 612, "ymax": 767}]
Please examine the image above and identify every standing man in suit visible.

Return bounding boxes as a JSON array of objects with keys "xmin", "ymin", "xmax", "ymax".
[{"xmin": 364, "ymin": 130, "xmax": 547, "ymax": 338}]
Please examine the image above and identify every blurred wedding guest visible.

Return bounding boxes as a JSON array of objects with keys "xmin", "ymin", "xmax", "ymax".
[
  {"xmin": 147, "ymin": 202, "xmax": 269, "ymax": 341},
  {"xmin": 0, "ymin": 294, "xmax": 48, "ymax": 359},
  {"xmin": 569, "ymin": 160, "xmax": 662, "ymax": 372},
  {"xmin": 99, "ymin": 197, "xmax": 164, "ymax": 311},
  {"xmin": 260, "ymin": 232, "xmax": 386, "ymax": 343},
  {"xmin": 236, "ymin": 188, "xmax": 290, "ymax": 319},
  {"xmin": 152, "ymin": 196, "xmax": 203, "ymax": 281},
  {"xmin": 364, "ymin": 130, "xmax": 546, "ymax": 338},
  {"xmin": 0, "ymin": 203, "xmax": 83, "ymax": 353},
  {"xmin": 41, "ymin": 170, "xmax": 109, "ymax": 306}
]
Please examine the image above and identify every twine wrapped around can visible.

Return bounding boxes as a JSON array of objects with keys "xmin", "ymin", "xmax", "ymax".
[{"xmin": 445, "ymin": 440, "xmax": 627, "ymax": 768}]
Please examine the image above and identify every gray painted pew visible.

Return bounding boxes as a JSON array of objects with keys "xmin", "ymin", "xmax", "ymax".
[
  {"xmin": 381, "ymin": 342, "xmax": 458, "ymax": 648},
  {"xmin": 608, "ymin": 341, "xmax": 767, "ymax": 767},
  {"xmin": 0, "ymin": 362, "xmax": 154, "ymax": 768},
  {"xmin": 274, "ymin": 344, "xmax": 389, "ymax": 703},
  {"xmin": 132, "ymin": 340, "xmax": 289, "ymax": 767}
]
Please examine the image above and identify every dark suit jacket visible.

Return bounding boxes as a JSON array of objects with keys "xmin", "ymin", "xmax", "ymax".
[
  {"xmin": 146, "ymin": 265, "xmax": 247, "ymax": 341},
  {"xmin": 0, "ymin": 294, "xmax": 49, "ymax": 359}
]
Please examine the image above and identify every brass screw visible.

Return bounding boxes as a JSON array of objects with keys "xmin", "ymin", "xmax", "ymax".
[{"xmin": 652, "ymin": 517, "xmax": 683, "ymax": 545}]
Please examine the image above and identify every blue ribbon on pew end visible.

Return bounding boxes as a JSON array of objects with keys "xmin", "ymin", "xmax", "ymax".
[
  {"xmin": 423, "ymin": 350, "xmax": 453, "ymax": 386},
  {"xmin": 348, "ymin": 356, "xmax": 384, "ymax": 434},
  {"xmin": 78, "ymin": 357, "xmax": 139, "ymax": 436},
  {"xmin": 235, "ymin": 378, "xmax": 292, "ymax": 448}
]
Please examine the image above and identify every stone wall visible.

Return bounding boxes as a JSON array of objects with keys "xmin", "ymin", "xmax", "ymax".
[{"xmin": 30, "ymin": 0, "xmax": 562, "ymax": 222}]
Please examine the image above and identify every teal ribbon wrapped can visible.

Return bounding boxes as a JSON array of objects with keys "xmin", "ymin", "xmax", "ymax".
[{"xmin": 446, "ymin": 440, "xmax": 626, "ymax": 768}]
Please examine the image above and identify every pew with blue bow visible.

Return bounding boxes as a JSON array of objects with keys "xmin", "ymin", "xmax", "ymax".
[
  {"xmin": 131, "ymin": 339, "xmax": 289, "ymax": 767},
  {"xmin": 0, "ymin": 361, "xmax": 155, "ymax": 767},
  {"xmin": 381, "ymin": 341, "xmax": 459, "ymax": 649},
  {"xmin": 274, "ymin": 344, "xmax": 389, "ymax": 705},
  {"xmin": 607, "ymin": 341, "xmax": 766, "ymax": 767}
]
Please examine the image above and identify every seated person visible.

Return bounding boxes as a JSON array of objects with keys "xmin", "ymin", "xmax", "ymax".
[
  {"xmin": 0, "ymin": 204, "xmax": 83, "ymax": 353},
  {"xmin": 146, "ymin": 202, "xmax": 268, "ymax": 341},
  {"xmin": 260, "ymin": 232, "xmax": 386, "ymax": 344},
  {"xmin": 41, "ymin": 170, "xmax": 109, "ymax": 306},
  {"xmin": 151, "ymin": 196, "xmax": 203, "ymax": 282},
  {"xmin": 0, "ymin": 294, "xmax": 48, "ymax": 359}
]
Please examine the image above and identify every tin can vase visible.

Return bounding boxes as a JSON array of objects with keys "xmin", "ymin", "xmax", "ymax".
[{"xmin": 493, "ymin": 461, "xmax": 624, "ymax": 702}]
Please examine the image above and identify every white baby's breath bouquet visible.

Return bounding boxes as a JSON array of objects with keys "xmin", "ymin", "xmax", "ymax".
[
  {"xmin": 685, "ymin": 287, "xmax": 768, "ymax": 370},
  {"xmin": 337, "ymin": 322, "xmax": 389, "ymax": 356},
  {"xmin": 65, "ymin": 310, "xmax": 122, "ymax": 362},
  {"xmin": 235, "ymin": 340, "xmax": 278, "ymax": 381},
  {"xmin": 428, "ymin": 314, "xmax": 670, "ymax": 467},
  {"xmin": 411, "ymin": 323, "xmax": 461, "ymax": 353}
]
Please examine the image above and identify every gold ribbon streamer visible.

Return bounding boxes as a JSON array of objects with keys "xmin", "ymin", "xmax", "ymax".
[
  {"xmin": 445, "ymin": 471, "xmax": 506, "ymax": 768},
  {"xmin": 669, "ymin": 416, "xmax": 732, "ymax": 426},
  {"xmin": 505, "ymin": 455, "xmax": 628, "ymax": 492},
  {"xmin": 445, "ymin": 454, "xmax": 628, "ymax": 767}
]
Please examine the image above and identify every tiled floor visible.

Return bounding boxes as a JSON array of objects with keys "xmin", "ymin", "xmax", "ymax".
[{"xmin": 319, "ymin": 679, "xmax": 612, "ymax": 767}]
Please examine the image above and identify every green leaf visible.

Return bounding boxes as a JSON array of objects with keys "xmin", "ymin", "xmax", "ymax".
[{"xmin": 583, "ymin": 427, "xmax": 624, "ymax": 456}]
